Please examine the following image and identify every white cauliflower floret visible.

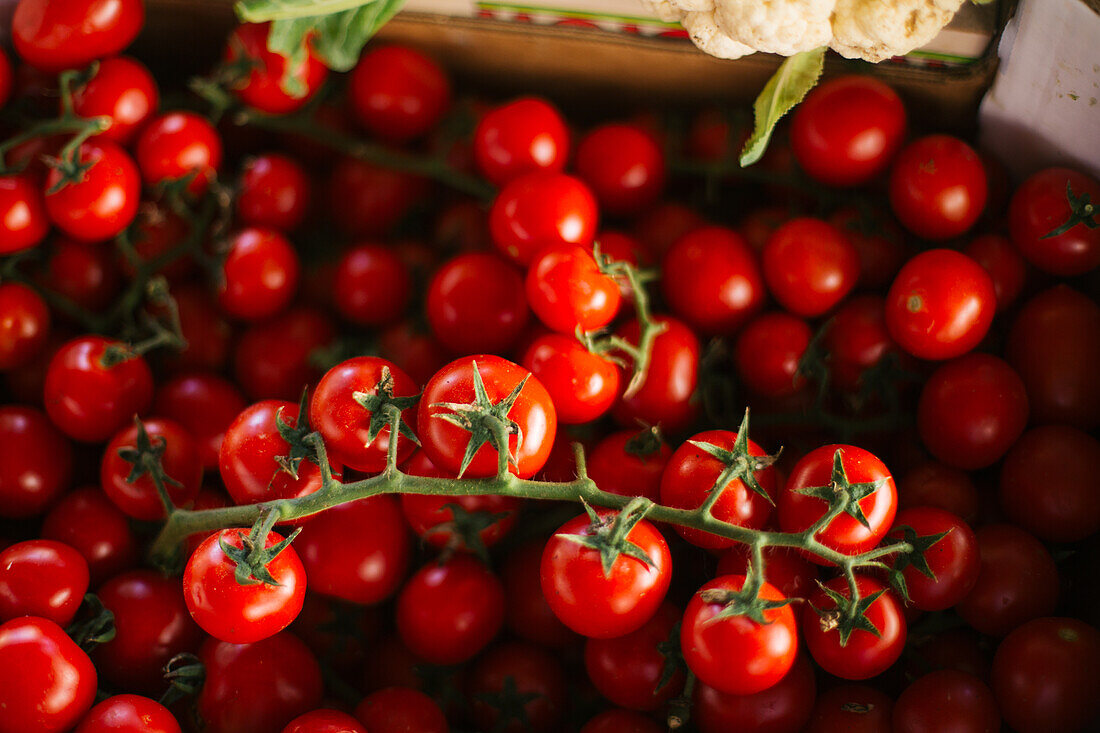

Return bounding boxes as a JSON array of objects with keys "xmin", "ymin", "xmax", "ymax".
[
  {"xmin": 681, "ymin": 10, "xmax": 756, "ymax": 59},
  {"xmin": 829, "ymin": 0, "xmax": 965, "ymax": 62},
  {"xmin": 641, "ymin": 0, "xmax": 686, "ymax": 22},
  {"xmin": 714, "ymin": 0, "xmax": 836, "ymax": 57}
]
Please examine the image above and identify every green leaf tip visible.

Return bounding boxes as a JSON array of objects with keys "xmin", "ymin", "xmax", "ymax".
[{"xmin": 739, "ymin": 47, "xmax": 826, "ymax": 168}]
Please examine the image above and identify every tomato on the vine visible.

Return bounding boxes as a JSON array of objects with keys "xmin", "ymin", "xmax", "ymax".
[
  {"xmin": 964, "ymin": 233, "xmax": 1027, "ymax": 312},
  {"xmin": 889, "ymin": 135, "xmax": 987, "ymax": 240},
  {"xmin": 74, "ymin": 695, "xmax": 181, "ymax": 733},
  {"xmin": 326, "ymin": 157, "xmax": 427, "ymax": 238},
  {"xmin": 233, "ymin": 306, "xmax": 334, "ymax": 401},
  {"xmin": 575, "ymin": 123, "xmax": 666, "ymax": 216},
  {"xmin": 0, "ymin": 539, "xmax": 88, "ymax": 626},
  {"xmin": 468, "ymin": 641, "xmax": 567, "ymax": 733},
  {"xmin": 716, "ymin": 544, "xmax": 820, "ymax": 601},
  {"xmin": 236, "ymin": 152, "xmax": 311, "ymax": 231},
  {"xmin": 0, "ymin": 174, "xmax": 49, "ymax": 253},
  {"xmin": 101, "ymin": 417, "xmax": 202, "ymax": 520},
  {"xmin": 282, "ymin": 709, "xmax": 366, "ymax": 733},
  {"xmin": 802, "ymin": 575, "xmax": 906, "ymax": 680},
  {"xmin": 587, "ymin": 428, "xmax": 671, "ymax": 503},
  {"xmin": 41, "ymin": 486, "xmax": 137, "ymax": 585},
  {"xmin": 612, "ymin": 315, "xmax": 700, "ymax": 433},
  {"xmin": 892, "ymin": 670, "xmax": 1000, "ymax": 733},
  {"xmin": 154, "ymin": 372, "xmax": 247, "ymax": 468},
  {"xmin": 426, "ymin": 253, "xmax": 530, "ymax": 355},
  {"xmin": 224, "ymin": 22, "xmax": 329, "ymax": 115},
  {"xmin": 474, "ymin": 96, "xmax": 569, "ymax": 185},
  {"xmin": 12, "ymin": 0, "xmax": 143, "ymax": 72},
  {"xmin": 521, "ymin": 332, "xmax": 620, "ymax": 424},
  {"xmin": 216, "ymin": 227, "xmax": 300, "ymax": 321},
  {"xmin": 763, "ymin": 217, "xmax": 859, "ymax": 317},
  {"xmin": 354, "ymin": 687, "xmax": 448, "ymax": 733},
  {"xmin": 489, "ymin": 171, "xmax": 598, "ymax": 265},
  {"xmin": 584, "ymin": 601, "xmax": 684, "ymax": 711},
  {"xmin": 887, "ymin": 506, "xmax": 979, "ymax": 611},
  {"xmin": 44, "ymin": 141, "xmax": 140, "ymax": 242},
  {"xmin": 502, "ymin": 538, "xmax": 578, "ymax": 647},
  {"xmin": 0, "ymin": 283, "xmax": 49, "ymax": 370},
  {"xmin": 527, "ymin": 244, "xmax": 621, "ymax": 334},
  {"xmin": 333, "ymin": 243, "xmax": 412, "ymax": 327},
  {"xmin": 349, "ymin": 46, "xmax": 450, "ymax": 143},
  {"xmin": 71, "ymin": 56, "xmax": 159, "ymax": 145},
  {"xmin": 692, "ymin": 654, "xmax": 816, "ymax": 733},
  {"xmin": 135, "ymin": 111, "xmax": 222, "ymax": 197},
  {"xmin": 734, "ymin": 312, "xmax": 811, "ymax": 398},
  {"xmin": 1009, "ymin": 167, "xmax": 1100, "ymax": 276}
]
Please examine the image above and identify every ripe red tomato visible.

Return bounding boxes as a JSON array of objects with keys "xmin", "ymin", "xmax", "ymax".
[
  {"xmin": 612, "ymin": 315, "xmax": 700, "ymax": 433},
  {"xmin": 580, "ymin": 709, "xmax": 663, "ymax": 733},
  {"xmin": 762, "ymin": 217, "xmax": 858, "ymax": 317},
  {"xmin": 692, "ymin": 653, "xmax": 816, "ymax": 733},
  {"xmin": 887, "ymin": 507, "xmax": 979, "ymax": 611},
  {"xmin": 823, "ymin": 295, "xmax": 897, "ymax": 392},
  {"xmin": 964, "ymin": 233, "xmax": 1027, "ymax": 312},
  {"xmin": 426, "ymin": 253, "xmax": 530, "ymax": 355},
  {"xmin": 778, "ymin": 444, "xmax": 897, "ymax": 562},
  {"xmin": 885, "ymin": 249, "xmax": 995, "ymax": 360},
  {"xmin": 377, "ymin": 320, "xmax": 448, "ymax": 387},
  {"xmin": 419, "ymin": 355, "xmax": 556, "ymax": 478},
  {"xmin": 955, "ymin": 525, "xmax": 1058, "ymax": 637},
  {"xmin": 526, "ymin": 244, "xmax": 621, "ymax": 334},
  {"xmin": 992, "ymin": 617, "xmax": 1100, "ymax": 733},
  {"xmin": 0, "ymin": 617, "xmax": 97, "ymax": 733},
  {"xmin": 682, "ymin": 575, "xmax": 797, "ymax": 695},
  {"xmin": 0, "ymin": 406, "xmax": 72, "ymax": 518},
  {"xmin": 41, "ymin": 486, "xmax": 137, "ymax": 585},
  {"xmin": 828, "ymin": 207, "xmax": 907, "ymax": 289},
  {"xmin": 0, "ymin": 174, "xmax": 49, "ymax": 253},
  {"xmin": 197, "ymin": 632, "xmax": 323, "ymax": 733},
  {"xmin": 236, "ymin": 153, "xmax": 311, "ymax": 231},
  {"xmin": 12, "ymin": 0, "xmax": 143, "ymax": 71},
  {"xmin": 661, "ymin": 225, "xmax": 765, "ymax": 335},
  {"xmin": 897, "ymin": 460, "xmax": 979, "ymax": 525},
  {"xmin": 44, "ymin": 237, "xmax": 122, "ymax": 311},
  {"xmin": 1009, "ymin": 167, "xmax": 1100, "ymax": 276},
  {"xmin": 233, "ymin": 306, "xmax": 334, "ymax": 401},
  {"xmin": 282, "ymin": 709, "xmax": 366, "ymax": 733},
  {"xmin": 584, "ymin": 601, "xmax": 684, "ymax": 711},
  {"xmin": 135, "ymin": 111, "xmax": 222, "ymax": 197},
  {"xmin": 587, "ymin": 428, "xmax": 671, "ymax": 503},
  {"xmin": 999, "ymin": 425, "xmax": 1100, "ymax": 543},
  {"xmin": 217, "ymin": 227, "xmax": 300, "ymax": 321},
  {"xmin": 0, "ymin": 539, "xmax": 88, "ymax": 626},
  {"xmin": 805, "ymin": 684, "xmax": 893, "ymax": 733},
  {"xmin": 575, "ymin": 123, "xmax": 666, "ymax": 216},
  {"xmin": 474, "ymin": 96, "xmax": 569, "ymax": 185},
  {"xmin": 791, "ymin": 75, "xmax": 907, "ymax": 187},
  {"xmin": 354, "ymin": 687, "xmax": 448, "ymax": 733},
  {"xmin": 502, "ymin": 538, "xmax": 578, "ymax": 647},
  {"xmin": 522, "ymin": 333, "xmax": 620, "ymax": 424},
  {"xmin": 489, "ymin": 171, "xmax": 598, "ymax": 265},
  {"xmin": 44, "ymin": 335, "xmax": 153, "ymax": 443},
  {"xmin": 295, "ymin": 496, "xmax": 410, "ymax": 604},
  {"xmin": 71, "ymin": 56, "xmax": 158, "ymax": 145},
  {"xmin": 333, "ymin": 243, "xmax": 412, "ymax": 327},
  {"xmin": 716, "ymin": 545, "xmax": 820, "ymax": 601},
  {"xmin": 326, "ymin": 157, "xmax": 427, "ymax": 238},
  {"xmin": 917, "ymin": 353, "xmax": 1028, "ymax": 470},
  {"xmin": 74, "ymin": 695, "xmax": 181, "ymax": 733},
  {"xmin": 660, "ymin": 429, "xmax": 777, "ymax": 549},
  {"xmin": 889, "ymin": 135, "xmax": 987, "ymax": 240},
  {"xmin": 802, "ymin": 575, "xmax": 906, "ymax": 680},
  {"xmin": 154, "ymin": 372, "xmax": 247, "ymax": 469},
  {"xmin": 224, "ymin": 23, "xmax": 328, "ymax": 115},
  {"xmin": 184, "ymin": 528, "xmax": 306, "ymax": 644},
  {"xmin": 44, "ymin": 141, "xmax": 140, "ymax": 241},
  {"xmin": 734, "ymin": 311, "xmax": 811, "ymax": 398},
  {"xmin": 894, "ymin": 671, "xmax": 1000, "ymax": 733},
  {"xmin": 468, "ymin": 641, "xmax": 567, "ymax": 733},
  {"xmin": 541, "ymin": 511, "xmax": 671, "ymax": 639},
  {"xmin": 101, "ymin": 417, "xmax": 202, "ymax": 520},
  {"xmin": 349, "ymin": 46, "xmax": 450, "ymax": 143},
  {"xmin": 94, "ymin": 570, "xmax": 203, "ymax": 695},
  {"xmin": 0, "ymin": 282, "xmax": 50, "ymax": 370}
]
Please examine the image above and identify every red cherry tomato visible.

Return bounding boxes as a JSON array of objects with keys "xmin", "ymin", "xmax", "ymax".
[
  {"xmin": 887, "ymin": 507, "xmax": 979, "ymax": 611},
  {"xmin": 44, "ymin": 141, "xmax": 140, "ymax": 242},
  {"xmin": 224, "ymin": 23, "xmax": 328, "ymax": 115},
  {"xmin": 964, "ymin": 233, "xmax": 1027, "ymax": 312},
  {"xmin": 584, "ymin": 601, "xmax": 684, "ymax": 711},
  {"xmin": 490, "ymin": 171, "xmax": 598, "ymax": 265},
  {"xmin": 44, "ymin": 237, "xmax": 122, "ymax": 311},
  {"xmin": 527, "ymin": 244, "xmax": 621, "ymax": 334},
  {"xmin": 326, "ymin": 157, "xmax": 427, "ymax": 238},
  {"xmin": 71, "ymin": 56, "xmax": 159, "ymax": 145},
  {"xmin": 74, "ymin": 695, "xmax": 181, "ymax": 733},
  {"xmin": 522, "ymin": 333, "xmax": 620, "ymax": 424},
  {"xmin": 135, "ymin": 111, "xmax": 222, "ymax": 197},
  {"xmin": 502, "ymin": 538, "xmax": 578, "ymax": 647},
  {"xmin": 575, "ymin": 123, "xmax": 666, "ymax": 216},
  {"xmin": 12, "ymin": 0, "xmax": 143, "ymax": 71},
  {"xmin": 587, "ymin": 428, "xmax": 671, "ymax": 503},
  {"xmin": 0, "ymin": 282, "xmax": 50, "ymax": 370},
  {"xmin": 217, "ymin": 227, "xmax": 300, "ymax": 321},
  {"xmin": 233, "ymin": 306, "xmax": 334, "ymax": 401},
  {"xmin": 612, "ymin": 315, "xmax": 700, "ymax": 433},
  {"xmin": 101, "ymin": 417, "xmax": 202, "ymax": 520},
  {"xmin": 889, "ymin": 135, "xmax": 987, "ymax": 240},
  {"xmin": 692, "ymin": 654, "xmax": 816, "ymax": 733},
  {"xmin": 0, "ymin": 406, "xmax": 72, "ymax": 518},
  {"xmin": 762, "ymin": 217, "xmax": 858, "ymax": 318},
  {"xmin": 897, "ymin": 460, "xmax": 979, "ymax": 525},
  {"xmin": 716, "ymin": 545, "xmax": 820, "ymax": 601},
  {"xmin": 1009, "ymin": 167, "xmax": 1100, "ymax": 276},
  {"xmin": 377, "ymin": 320, "xmax": 448, "ymax": 388},
  {"xmin": 824, "ymin": 295, "xmax": 897, "ymax": 392},
  {"xmin": 282, "ymin": 709, "xmax": 366, "ymax": 733},
  {"xmin": 334, "ymin": 243, "xmax": 412, "ymax": 327},
  {"xmin": 885, "ymin": 249, "xmax": 996, "ymax": 361},
  {"xmin": 802, "ymin": 575, "xmax": 906, "ymax": 680},
  {"xmin": 41, "ymin": 486, "xmax": 137, "ymax": 585},
  {"xmin": 474, "ymin": 96, "xmax": 569, "ymax": 185},
  {"xmin": 893, "ymin": 670, "xmax": 1000, "ymax": 733},
  {"xmin": 349, "ymin": 46, "xmax": 450, "ymax": 143},
  {"xmin": 0, "ymin": 539, "xmax": 88, "ymax": 626},
  {"xmin": 354, "ymin": 687, "xmax": 448, "ymax": 733},
  {"xmin": 0, "ymin": 174, "xmax": 49, "ymax": 253},
  {"xmin": 734, "ymin": 311, "xmax": 811, "ymax": 398},
  {"xmin": 426, "ymin": 253, "xmax": 530, "ymax": 355},
  {"xmin": 468, "ymin": 641, "xmax": 567, "ymax": 733},
  {"xmin": 237, "ymin": 153, "xmax": 311, "ymax": 231},
  {"xmin": 805, "ymin": 684, "xmax": 893, "ymax": 733},
  {"xmin": 154, "ymin": 372, "xmax": 247, "ymax": 469}
]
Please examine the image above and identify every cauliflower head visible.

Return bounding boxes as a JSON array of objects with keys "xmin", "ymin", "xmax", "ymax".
[
  {"xmin": 714, "ymin": 0, "xmax": 836, "ymax": 57},
  {"xmin": 830, "ymin": 0, "xmax": 966, "ymax": 62}
]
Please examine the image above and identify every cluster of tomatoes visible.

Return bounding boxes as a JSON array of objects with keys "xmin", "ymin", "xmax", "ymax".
[{"xmin": 2, "ymin": 1, "xmax": 1100, "ymax": 732}]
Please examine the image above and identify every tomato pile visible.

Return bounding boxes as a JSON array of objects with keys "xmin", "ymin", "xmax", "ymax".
[{"xmin": 1, "ymin": 2, "xmax": 1100, "ymax": 732}]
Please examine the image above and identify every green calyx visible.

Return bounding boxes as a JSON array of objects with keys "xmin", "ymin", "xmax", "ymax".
[
  {"xmin": 475, "ymin": 674, "xmax": 541, "ymax": 733},
  {"xmin": 624, "ymin": 423, "xmax": 666, "ymax": 459},
  {"xmin": 886, "ymin": 525, "xmax": 950, "ymax": 603},
  {"xmin": 811, "ymin": 581, "xmax": 887, "ymax": 646},
  {"xmin": 688, "ymin": 408, "xmax": 779, "ymax": 509},
  {"xmin": 352, "ymin": 365, "xmax": 421, "ymax": 447},
  {"xmin": 796, "ymin": 448, "xmax": 885, "ymax": 530},
  {"xmin": 558, "ymin": 497, "xmax": 656, "ymax": 577},
  {"xmin": 219, "ymin": 510, "xmax": 301, "ymax": 587},
  {"xmin": 274, "ymin": 389, "xmax": 322, "ymax": 479},
  {"xmin": 423, "ymin": 503, "xmax": 511, "ymax": 564},
  {"xmin": 699, "ymin": 585, "xmax": 791, "ymax": 626},
  {"xmin": 1043, "ymin": 181, "xmax": 1097, "ymax": 239}
]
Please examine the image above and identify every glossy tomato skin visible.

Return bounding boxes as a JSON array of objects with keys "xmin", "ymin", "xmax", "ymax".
[
  {"xmin": 0, "ymin": 406, "xmax": 72, "ymax": 518},
  {"xmin": 1009, "ymin": 167, "xmax": 1100, "ymax": 276},
  {"xmin": 802, "ymin": 575, "xmax": 906, "ymax": 680},
  {"xmin": 333, "ymin": 243, "xmax": 412, "ymax": 327},
  {"xmin": 791, "ymin": 75, "xmax": 907, "ymax": 187},
  {"xmin": 0, "ymin": 283, "xmax": 49, "ymax": 370},
  {"xmin": 955, "ymin": 525, "xmax": 1058, "ymax": 637},
  {"xmin": 0, "ymin": 174, "xmax": 49, "ymax": 253},
  {"xmin": 889, "ymin": 135, "xmax": 987, "ymax": 240},
  {"xmin": 587, "ymin": 429, "xmax": 671, "ymax": 503},
  {"xmin": 282, "ymin": 709, "xmax": 366, "ymax": 733},
  {"xmin": 233, "ymin": 306, "xmax": 334, "ymax": 401},
  {"xmin": 74, "ymin": 695, "xmax": 181, "ymax": 733},
  {"xmin": 41, "ymin": 486, "xmax": 137, "ymax": 585},
  {"xmin": 661, "ymin": 225, "xmax": 765, "ymax": 335},
  {"xmin": 778, "ymin": 444, "xmax": 897, "ymax": 562},
  {"xmin": 734, "ymin": 312, "xmax": 811, "ymax": 398},
  {"xmin": 887, "ymin": 507, "xmax": 979, "ymax": 611},
  {"xmin": 823, "ymin": 295, "xmax": 897, "ymax": 392},
  {"xmin": 101, "ymin": 417, "xmax": 202, "ymax": 520},
  {"xmin": 12, "ymin": 0, "xmax": 143, "ymax": 71},
  {"xmin": 426, "ymin": 253, "xmax": 530, "ymax": 355},
  {"xmin": 154, "ymin": 372, "xmax": 247, "ymax": 468},
  {"xmin": 763, "ymin": 217, "xmax": 859, "ymax": 317},
  {"xmin": 682, "ymin": 575, "xmax": 797, "ymax": 695},
  {"xmin": 217, "ymin": 227, "xmax": 300, "ymax": 321},
  {"xmin": 502, "ymin": 538, "xmax": 578, "ymax": 647},
  {"xmin": 885, "ymin": 249, "xmax": 995, "ymax": 361},
  {"xmin": 527, "ymin": 244, "xmax": 621, "ymax": 334},
  {"xmin": 419, "ymin": 355, "xmax": 556, "ymax": 479},
  {"xmin": 354, "ymin": 687, "xmax": 447, "ymax": 733},
  {"xmin": 575, "ymin": 123, "xmax": 666, "ymax": 216},
  {"xmin": 893, "ymin": 670, "xmax": 1000, "ymax": 733},
  {"xmin": 580, "ymin": 709, "xmax": 663, "ymax": 733},
  {"xmin": 468, "ymin": 641, "xmax": 567, "ymax": 733},
  {"xmin": 692, "ymin": 653, "xmax": 816, "ymax": 733},
  {"xmin": 197, "ymin": 632, "xmax": 323, "ymax": 733},
  {"xmin": 716, "ymin": 545, "xmax": 820, "ymax": 601},
  {"xmin": 349, "ymin": 46, "xmax": 450, "ymax": 143},
  {"xmin": 805, "ymin": 684, "xmax": 893, "ymax": 733},
  {"xmin": 0, "ymin": 539, "xmax": 88, "ymax": 625},
  {"xmin": 135, "ymin": 111, "xmax": 221, "ymax": 197},
  {"xmin": 237, "ymin": 153, "xmax": 311, "ymax": 231},
  {"xmin": 999, "ymin": 425, "xmax": 1100, "ymax": 543},
  {"xmin": 584, "ymin": 601, "xmax": 684, "ymax": 711},
  {"xmin": 541, "ymin": 512, "xmax": 671, "ymax": 639},
  {"xmin": 612, "ymin": 316, "xmax": 700, "ymax": 433},
  {"xmin": 44, "ymin": 335, "xmax": 153, "ymax": 443},
  {"xmin": 396, "ymin": 554, "xmax": 505, "ymax": 665},
  {"xmin": 964, "ymin": 233, "xmax": 1027, "ymax": 312},
  {"xmin": 44, "ymin": 141, "xmax": 140, "ymax": 242},
  {"xmin": 474, "ymin": 96, "xmax": 569, "ymax": 185},
  {"xmin": 660, "ymin": 429, "xmax": 777, "ymax": 549},
  {"xmin": 225, "ymin": 23, "xmax": 328, "ymax": 115},
  {"xmin": 295, "ymin": 496, "xmax": 410, "ymax": 604},
  {"xmin": 310, "ymin": 357, "xmax": 419, "ymax": 473},
  {"xmin": 522, "ymin": 333, "xmax": 620, "ymax": 424},
  {"xmin": 489, "ymin": 171, "xmax": 598, "ymax": 265},
  {"xmin": 71, "ymin": 56, "xmax": 158, "ymax": 145},
  {"xmin": 184, "ymin": 529, "xmax": 306, "ymax": 644},
  {"xmin": 0, "ymin": 617, "xmax": 97, "ymax": 733},
  {"xmin": 917, "ymin": 353, "xmax": 1028, "ymax": 470},
  {"xmin": 992, "ymin": 617, "xmax": 1100, "ymax": 733}
]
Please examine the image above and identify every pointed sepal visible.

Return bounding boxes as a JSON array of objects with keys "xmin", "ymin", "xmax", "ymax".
[
  {"xmin": 557, "ymin": 497, "xmax": 656, "ymax": 578},
  {"xmin": 796, "ymin": 448, "xmax": 885, "ymax": 530}
]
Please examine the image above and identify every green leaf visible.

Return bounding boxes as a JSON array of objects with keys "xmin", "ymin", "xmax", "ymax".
[
  {"xmin": 237, "ymin": 0, "xmax": 385, "ymax": 23},
  {"xmin": 265, "ymin": 0, "xmax": 407, "ymax": 76},
  {"xmin": 739, "ymin": 47, "xmax": 826, "ymax": 167}
]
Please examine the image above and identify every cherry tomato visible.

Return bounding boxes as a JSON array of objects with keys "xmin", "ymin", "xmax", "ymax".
[
  {"xmin": 992, "ymin": 617, "xmax": 1100, "ymax": 733},
  {"xmin": 71, "ymin": 56, "xmax": 158, "ymax": 145},
  {"xmin": 887, "ymin": 507, "xmax": 979, "ymax": 611},
  {"xmin": 917, "ymin": 353, "xmax": 1028, "ymax": 470},
  {"xmin": 237, "ymin": 153, "xmax": 311, "ymax": 231},
  {"xmin": 964, "ymin": 233, "xmax": 1027, "ymax": 312},
  {"xmin": 575, "ymin": 123, "xmax": 666, "ymax": 216},
  {"xmin": 0, "ymin": 406, "xmax": 72, "ymax": 518},
  {"xmin": 135, "ymin": 111, "xmax": 221, "ymax": 197},
  {"xmin": 233, "ymin": 306, "xmax": 334, "ymax": 401},
  {"xmin": 354, "ymin": 687, "xmax": 448, "ymax": 733},
  {"xmin": 584, "ymin": 601, "xmax": 684, "ymax": 711},
  {"xmin": 474, "ymin": 96, "xmax": 569, "ymax": 185},
  {"xmin": 41, "ymin": 486, "xmax": 138, "ymax": 585},
  {"xmin": 692, "ymin": 653, "xmax": 816, "ymax": 733},
  {"xmin": 541, "ymin": 511, "xmax": 671, "ymax": 639},
  {"xmin": 468, "ymin": 641, "xmax": 567, "ymax": 733},
  {"xmin": 893, "ymin": 670, "xmax": 1000, "ymax": 733},
  {"xmin": 224, "ymin": 22, "xmax": 328, "ymax": 115},
  {"xmin": 661, "ymin": 225, "xmax": 765, "ymax": 335},
  {"xmin": 955, "ymin": 524, "xmax": 1058, "ymax": 637},
  {"xmin": 587, "ymin": 428, "xmax": 671, "ymax": 503},
  {"xmin": 0, "ymin": 617, "xmax": 97, "ymax": 733},
  {"xmin": 333, "ymin": 243, "xmax": 412, "ymax": 327},
  {"xmin": 734, "ymin": 312, "xmax": 811, "ymax": 398},
  {"xmin": 716, "ymin": 545, "xmax": 820, "ymax": 601},
  {"xmin": 489, "ymin": 171, "xmax": 598, "ymax": 265},
  {"xmin": 527, "ymin": 244, "xmax": 621, "ymax": 334},
  {"xmin": 396, "ymin": 554, "xmax": 504, "ymax": 665},
  {"xmin": 805, "ymin": 684, "xmax": 893, "ymax": 733},
  {"xmin": 889, "ymin": 135, "xmax": 987, "ymax": 240},
  {"xmin": 74, "ymin": 695, "xmax": 181, "ymax": 733},
  {"xmin": 580, "ymin": 709, "xmax": 663, "ymax": 733},
  {"xmin": 282, "ymin": 709, "xmax": 366, "ymax": 733},
  {"xmin": 44, "ymin": 141, "xmax": 140, "ymax": 242},
  {"xmin": 1009, "ymin": 167, "xmax": 1100, "ymax": 276},
  {"xmin": 885, "ymin": 249, "xmax": 995, "ymax": 361},
  {"xmin": 295, "ymin": 496, "xmax": 410, "ymax": 604},
  {"xmin": 823, "ymin": 295, "xmax": 897, "ymax": 392},
  {"xmin": 802, "ymin": 575, "xmax": 906, "ymax": 680},
  {"xmin": 897, "ymin": 460, "xmax": 979, "ymax": 526},
  {"xmin": 349, "ymin": 46, "xmax": 450, "ymax": 143},
  {"xmin": 377, "ymin": 320, "xmax": 448, "ymax": 388},
  {"xmin": 426, "ymin": 253, "xmax": 530, "ymax": 355},
  {"xmin": 502, "ymin": 538, "xmax": 577, "ymax": 647},
  {"xmin": 12, "ymin": 0, "xmax": 143, "ymax": 71},
  {"xmin": 778, "ymin": 444, "xmax": 897, "ymax": 562},
  {"xmin": 828, "ymin": 207, "xmax": 907, "ymax": 289},
  {"xmin": 154, "ymin": 372, "xmax": 247, "ymax": 469},
  {"xmin": 43, "ymin": 237, "xmax": 122, "ymax": 311},
  {"xmin": 0, "ymin": 282, "xmax": 50, "ymax": 370},
  {"xmin": 216, "ymin": 227, "xmax": 300, "ymax": 320},
  {"xmin": 419, "ymin": 355, "xmax": 556, "ymax": 479},
  {"xmin": 0, "ymin": 539, "xmax": 88, "ymax": 625},
  {"xmin": 791, "ymin": 75, "xmax": 907, "ymax": 187},
  {"xmin": 521, "ymin": 332, "xmax": 620, "ymax": 424},
  {"xmin": 763, "ymin": 217, "xmax": 858, "ymax": 317},
  {"xmin": 0, "ymin": 174, "xmax": 49, "ymax": 253},
  {"xmin": 326, "ymin": 157, "xmax": 427, "ymax": 238},
  {"xmin": 612, "ymin": 315, "xmax": 700, "ymax": 433},
  {"xmin": 101, "ymin": 417, "xmax": 202, "ymax": 520}
]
